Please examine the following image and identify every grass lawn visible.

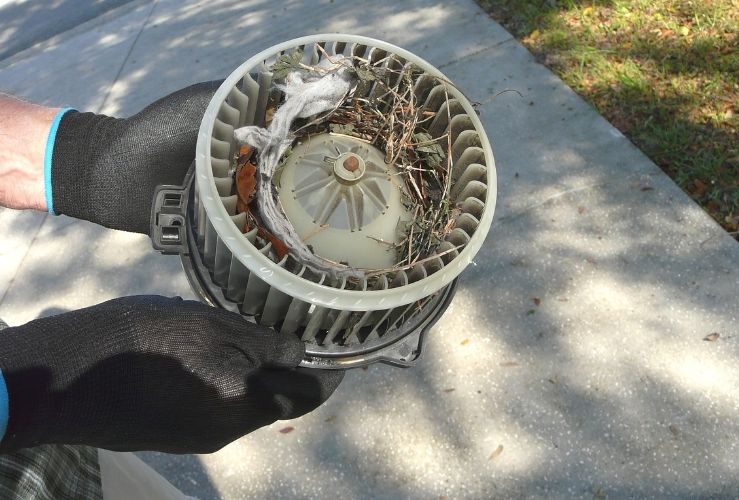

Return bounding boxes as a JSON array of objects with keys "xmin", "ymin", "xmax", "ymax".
[{"xmin": 477, "ymin": 0, "xmax": 738, "ymax": 237}]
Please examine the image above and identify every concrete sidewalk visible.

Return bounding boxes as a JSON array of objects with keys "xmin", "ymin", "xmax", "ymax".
[{"xmin": 1, "ymin": 0, "xmax": 737, "ymax": 498}]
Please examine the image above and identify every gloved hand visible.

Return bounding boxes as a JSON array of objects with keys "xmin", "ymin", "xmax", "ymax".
[
  {"xmin": 48, "ymin": 81, "xmax": 221, "ymax": 234},
  {"xmin": 0, "ymin": 296, "xmax": 343, "ymax": 454}
]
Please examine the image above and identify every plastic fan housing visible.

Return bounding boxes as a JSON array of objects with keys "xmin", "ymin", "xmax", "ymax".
[{"xmin": 155, "ymin": 34, "xmax": 497, "ymax": 369}]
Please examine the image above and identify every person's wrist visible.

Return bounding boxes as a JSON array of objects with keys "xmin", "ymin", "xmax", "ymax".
[{"xmin": 0, "ymin": 96, "xmax": 63, "ymax": 211}]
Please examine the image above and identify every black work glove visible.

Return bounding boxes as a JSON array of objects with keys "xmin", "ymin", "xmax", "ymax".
[
  {"xmin": 49, "ymin": 81, "xmax": 222, "ymax": 234},
  {"xmin": 0, "ymin": 296, "xmax": 343, "ymax": 454}
]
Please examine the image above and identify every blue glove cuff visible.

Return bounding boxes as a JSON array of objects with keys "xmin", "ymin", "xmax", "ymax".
[
  {"xmin": 44, "ymin": 108, "xmax": 75, "ymax": 215},
  {"xmin": 0, "ymin": 369, "xmax": 8, "ymax": 441}
]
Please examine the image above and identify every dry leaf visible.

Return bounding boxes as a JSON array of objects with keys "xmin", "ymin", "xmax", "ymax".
[
  {"xmin": 703, "ymin": 333, "xmax": 720, "ymax": 342},
  {"xmin": 265, "ymin": 106, "xmax": 276, "ymax": 127},
  {"xmin": 533, "ymin": 297, "xmax": 541, "ymax": 306},
  {"xmin": 669, "ymin": 424, "xmax": 680, "ymax": 436},
  {"xmin": 489, "ymin": 444, "xmax": 504, "ymax": 461},
  {"xmin": 461, "ymin": 339, "xmax": 470, "ymax": 345},
  {"xmin": 235, "ymin": 144, "xmax": 257, "ymax": 214},
  {"xmin": 279, "ymin": 426, "xmax": 294, "ymax": 434},
  {"xmin": 238, "ymin": 144, "xmax": 254, "ymax": 160},
  {"xmin": 235, "ymin": 164, "xmax": 256, "ymax": 214},
  {"xmin": 443, "ymin": 388, "xmax": 455, "ymax": 393},
  {"xmin": 693, "ymin": 179, "xmax": 707, "ymax": 196},
  {"xmin": 258, "ymin": 227, "xmax": 290, "ymax": 260}
]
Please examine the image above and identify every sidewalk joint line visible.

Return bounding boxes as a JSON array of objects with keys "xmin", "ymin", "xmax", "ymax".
[
  {"xmin": 436, "ymin": 36, "xmax": 514, "ymax": 70},
  {"xmin": 98, "ymin": 0, "xmax": 158, "ymax": 113}
]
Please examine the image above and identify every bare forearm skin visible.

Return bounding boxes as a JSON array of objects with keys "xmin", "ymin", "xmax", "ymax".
[{"xmin": 0, "ymin": 94, "xmax": 60, "ymax": 211}]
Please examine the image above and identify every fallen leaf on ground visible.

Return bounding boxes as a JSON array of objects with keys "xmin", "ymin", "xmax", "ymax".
[
  {"xmin": 692, "ymin": 179, "xmax": 707, "ymax": 196},
  {"xmin": 443, "ymin": 388, "xmax": 455, "ymax": 393},
  {"xmin": 593, "ymin": 487, "xmax": 607, "ymax": 499},
  {"xmin": 533, "ymin": 297, "xmax": 541, "ymax": 306},
  {"xmin": 703, "ymin": 333, "xmax": 720, "ymax": 341},
  {"xmin": 669, "ymin": 424, "xmax": 680, "ymax": 436},
  {"xmin": 461, "ymin": 339, "xmax": 470, "ymax": 345},
  {"xmin": 279, "ymin": 426, "xmax": 294, "ymax": 434},
  {"xmin": 489, "ymin": 445, "xmax": 504, "ymax": 461}
]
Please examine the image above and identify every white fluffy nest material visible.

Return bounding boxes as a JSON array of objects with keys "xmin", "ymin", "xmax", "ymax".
[{"xmin": 233, "ymin": 56, "xmax": 362, "ymax": 279}]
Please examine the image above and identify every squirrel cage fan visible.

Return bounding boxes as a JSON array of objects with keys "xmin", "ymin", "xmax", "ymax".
[{"xmin": 151, "ymin": 34, "xmax": 496, "ymax": 369}]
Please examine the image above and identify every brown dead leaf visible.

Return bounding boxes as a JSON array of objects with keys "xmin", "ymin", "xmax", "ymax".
[
  {"xmin": 235, "ymin": 144, "xmax": 257, "ymax": 214},
  {"xmin": 488, "ymin": 444, "xmax": 504, "ymax": 461},
  {"xmin": 461, "ymin": 338, "xmax": 470, "ymax": 345},
  {"xmin": 533, "ymin": 297, "xmax": 541, "ymax": 306},
  {"xmin": 235, "ymin": 162, "xmax": 257, "ymax": 213},
  {"xmin": 238, "ymin": 144, "xmax": 254, "ymax": 160},
  {"xmin": 443, "ymin": 388, "xmax": 455, "ymax": 393},
  {"xmin": 279, "ymin": 426, "xmax": 294, "ymax": 434},
  {"xmin": 693, "ymin": 179, "xmax": 707, "ymax": 196},
  {"xmin": 703, "ymin": 332, "xmax": 720, "ymax": 342},
  {"xmin": 265, "ymin": 106, "xmax": 276, "ymax": 127},
  {"xmin": 258, "ymin": 227, "xmax": 290, "ymax": 260}
]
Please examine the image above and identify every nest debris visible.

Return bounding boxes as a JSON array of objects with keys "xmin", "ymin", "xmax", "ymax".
[{"xmin": 232, "ymin": 48, "xmax": 462, "ymax": 279}]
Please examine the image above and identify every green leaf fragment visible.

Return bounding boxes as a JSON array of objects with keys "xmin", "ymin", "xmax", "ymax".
[{"xmin": 271, "ymin": 50, "xmax": 304, "ymax": 79}]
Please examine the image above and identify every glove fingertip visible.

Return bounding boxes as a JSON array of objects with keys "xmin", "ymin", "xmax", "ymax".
[
  {"xmin": 296, "ymin": 367, "xmax": 344, "ymax": 398},
  {"xmin": 265, "ymin": 331, "xmax": 305, "ymax": 368}
]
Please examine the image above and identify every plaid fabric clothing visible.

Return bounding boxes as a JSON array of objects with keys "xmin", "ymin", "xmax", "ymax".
[
  {"xmin": 0, "ymin": 445, "xmax": 102, "ymax": 500},
  {"xmin": 0, "ymin": 319, "xmax": 102, "ymax": 499}
]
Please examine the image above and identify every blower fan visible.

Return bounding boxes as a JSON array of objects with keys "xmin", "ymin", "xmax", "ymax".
[{"xmin": 151, "ymin": 35, "xmax": 496, "ymax": 369}]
